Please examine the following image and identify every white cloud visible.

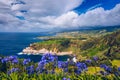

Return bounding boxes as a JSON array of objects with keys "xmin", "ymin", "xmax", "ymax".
[
  {"xmin": 0, "ymin": 0, "xmax": 120, "ymax": 32},
  {"xmin": 41, "ymin": 3, "xmax": 120, "ymax": 28},
  {"xmin": 0, "ymin": 0, "xmax": 83, "ymax": 32}
]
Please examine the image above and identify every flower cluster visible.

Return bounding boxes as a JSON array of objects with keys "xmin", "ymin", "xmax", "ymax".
[
  {"xmin": 1, "ymin": 56, "xmax": 18, "ymax": 64},
  {"xmin": 0, "ymin": 53, "xmax": 120, "ymax": 80},
  {"xmin": 41, "ymin": 53, "xmax": 58, "ymax": 63},
  {"xmin": 26, "ymin": 65, "xmax": 34, "ymax": 75},
  {"xmin": 100, "ymin": 64, "xmax": 112, "ymax": 74},
  {"xmin": 75, "ymin": 62, "xmax": 87, "ymax": 74},
  {"xmin": 7, "ymin": 68, "xmax": 19, "ymax": 74},
  {"xmin": 23, "ymin": 58, "xmax": 31, "ymax": 65}
]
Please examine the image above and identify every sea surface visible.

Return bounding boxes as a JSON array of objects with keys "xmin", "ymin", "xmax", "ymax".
[{"xmin": 0, "ymin": 32, "xmax": 69, "ymax": 62}]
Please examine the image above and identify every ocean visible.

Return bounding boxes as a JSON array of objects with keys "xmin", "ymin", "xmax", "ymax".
[{"xmin": 0, "ymin": 32, "xmax": 69, "ymax": 62}]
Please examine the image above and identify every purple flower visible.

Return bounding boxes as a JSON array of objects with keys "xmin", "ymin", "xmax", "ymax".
[
  {"xmin": 67, "ymin": 78, "xmax": 70, "ymax": 80},
  {"xmin": 118, "ymin": 67, "xmax": 120, "ymax": 71},
  {"xmin": 1, "ymin": 56, "xmax": 18, "ymax": 64},
  {"xmin": 41, "ymin": 53, "xmax": 58, "ymax": 63},
  {"xmin": 100, "ymin": 64, "xmax": 106, "ymax": 68},
  {"xmin": 62, "ymin": 78, "xmax": 67, "ymax": 80},
  {"xmin": 9, "ymin": 56, "xmax": 17, "ymax": 61},
  {"xmin": 100, "ymin": 71, "xmax": 108, "ymax": 76},
  {"xmin": 8, "ymin": 68, "xmax": 19, "ymax": 74},
  {"xmin": 100, "ymin": 64, "xmax": 112, "ymax": 73},
  {"xmin": 1, "ymin": 57, "xmax": 9, "ymax": 63},
  {"xmin": 76, "ymin": 62, "xmax": 87, "ymax": 70},
  {"xmin": 23, "ymin": 59, "xmax": 31, "ymax": 65},
  {"xmin": 38, "ymin": 61, "xmax": 45, "ymax": 67},
  {"xmin": 76, "ymin": 62, "xmax": 87, "ymax": 74},
  {"xmin": 93, "ymin": 56, "xmax": 98, "ymax": 61},
  {"xmin": 36, "ymin": 61, "xmax": 45, "ymax": 73},
  {"xmin": 62, "ymin": 77, "xmax": 70, "ymax": 80},
  {"xmin": 12, "ymin": 59, "xmax": 18, "ymax": 64},
  {"xmin": 26, "ymin": 65, "xmax": 34, "ymax": 75},
  {"xmin": 58, "ymin": 61, "xmax": 68, "ymax": 69},
  {"xmin": 64, "ymin": 68, "xmax": 68, "ymax": 72},
  {"xmin": 86, "ymin": 59, "xmax": 92, "ymax": 63}
]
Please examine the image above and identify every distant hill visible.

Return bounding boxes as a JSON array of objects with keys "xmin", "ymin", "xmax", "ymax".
[{"xmin": 81, "ymin": 30, "xmax": 120, "ymax": 59}]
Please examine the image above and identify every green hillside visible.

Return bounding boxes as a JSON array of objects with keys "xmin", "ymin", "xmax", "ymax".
[
  {"xmin": 81, "ymin": 30, "xmax": 120, "ymax": 59},
  {"xmin": 30, "ymin": 30, "xmax": 120, "ymax": 59}
]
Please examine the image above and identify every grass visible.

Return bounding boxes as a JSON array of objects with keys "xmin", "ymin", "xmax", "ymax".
[
  {"xmin": 111, "ymin": 60, "xmax": 120, "ymax": 67},
  {"xmin": 87, "ymin": 67, "xmax": 102, "ymax": 74},
  {"xmin": 37, "ymin": 40, "xmax": 62, "ymax": 45}
]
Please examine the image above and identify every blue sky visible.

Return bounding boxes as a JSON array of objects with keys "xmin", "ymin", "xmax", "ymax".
[
  {"xmin": 74, "ymin": 0, "xmax": 120, "ymax": 13},
  {"xmin": 0, "ymin": 0, "xmax": 120, "ymax": 32}
]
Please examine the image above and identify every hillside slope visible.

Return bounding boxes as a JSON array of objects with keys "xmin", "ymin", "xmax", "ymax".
[
  {"xmin": 30, "ymin": 30, "xmax": 120, "ymax": 58},
  {"xmin": 81, "ymin": 30, "xmax": 120, "ymax": 58}
]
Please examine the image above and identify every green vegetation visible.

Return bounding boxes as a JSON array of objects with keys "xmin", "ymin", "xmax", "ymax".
[
  {"xmin": 31, "ymin": 38, "xmax": 71, "ymax": 52},
  {"xmin": 30, "ymin": 30, "xmax": 120, "ymax": 60},
  {"xmin": 0, "ymin": 54, "xmax": 120, "ymax": 80}
]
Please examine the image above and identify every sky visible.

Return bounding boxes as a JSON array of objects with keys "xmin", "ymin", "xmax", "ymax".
[{"xmin": 0, "ymin": 0, "xmax": 120, "ymax": 32}]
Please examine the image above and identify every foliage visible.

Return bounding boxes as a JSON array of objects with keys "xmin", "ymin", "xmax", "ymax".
[{"xmin": 0, "ymin": 54, "xmax": 120, "ymax": 80}]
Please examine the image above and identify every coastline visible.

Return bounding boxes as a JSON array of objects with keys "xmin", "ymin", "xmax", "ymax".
[{"xmin": 19, "ymin": 47, "xmax": 73, "ymax": 56}]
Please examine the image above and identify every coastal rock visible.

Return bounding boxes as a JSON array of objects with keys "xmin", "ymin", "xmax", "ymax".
[{"xmin": 22, "ymin": 47, "xmax": 72, "ymax": 56}]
